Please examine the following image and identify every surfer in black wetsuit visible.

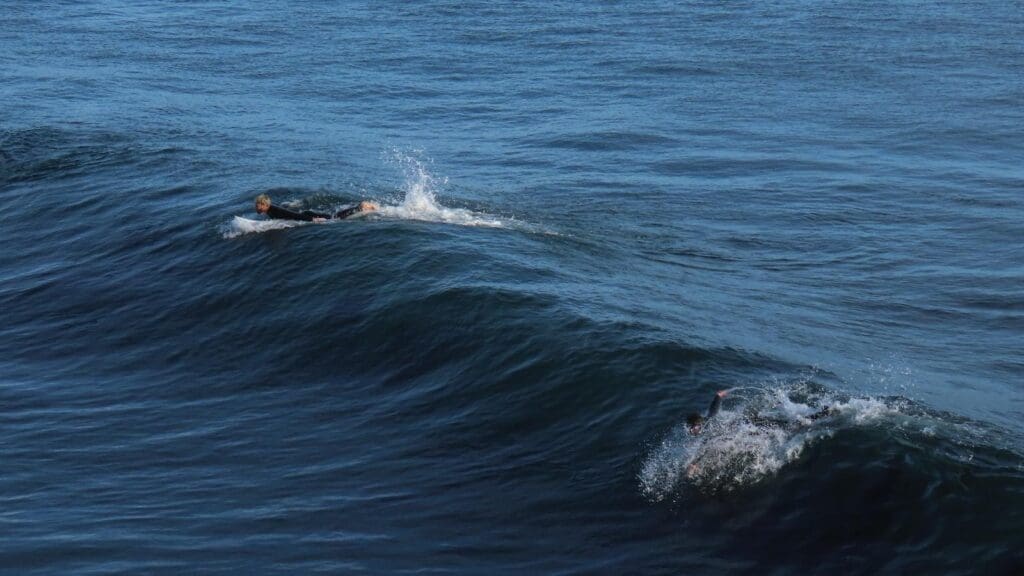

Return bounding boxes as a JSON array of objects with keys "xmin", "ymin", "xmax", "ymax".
[{"xmin": 254, "ymin": 193, "xmax": 378, "ymax": 222}]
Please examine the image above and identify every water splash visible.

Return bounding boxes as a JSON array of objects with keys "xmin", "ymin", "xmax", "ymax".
[{"xmin": 380, "ymin": 151, "xmax": 505, "ymax": 228}]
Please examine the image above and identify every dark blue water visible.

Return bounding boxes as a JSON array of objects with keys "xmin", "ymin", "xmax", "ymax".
[{"xmin": 3, "ymin": 2, "xmax": 1023, "ymax": 574}]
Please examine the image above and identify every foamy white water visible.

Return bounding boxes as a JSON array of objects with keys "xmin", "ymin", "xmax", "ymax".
[
  {"xmin": 638, "ymin": 385, "xmax": 896, "ymax": 501},
  {"xmin": 380, "ymin": 152, "xmax": 506, "ymax": 228}
]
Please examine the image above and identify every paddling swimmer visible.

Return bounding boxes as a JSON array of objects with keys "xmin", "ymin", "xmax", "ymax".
[{"xmin": 254, "ymin": 193, "xmax": 378, "ymax": 222}]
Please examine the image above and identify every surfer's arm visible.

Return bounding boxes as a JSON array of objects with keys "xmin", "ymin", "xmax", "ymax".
[
  {"xmin": 686, "ymin": 441, "xmax": 716, "ymax": 479},
  {"xmin": 706, "ymin": 390, "xmax": 727, "ymax": 419}
]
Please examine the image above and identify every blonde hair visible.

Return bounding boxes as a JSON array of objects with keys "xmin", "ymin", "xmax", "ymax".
[{"xmin": 255, "ymin": 193, "xmax": 271, "ymax": 206}]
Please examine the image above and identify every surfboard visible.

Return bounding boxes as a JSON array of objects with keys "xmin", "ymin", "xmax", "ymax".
[{"xmin": 225, "ymin": 216, "xmax": 305, "ymax": 238}]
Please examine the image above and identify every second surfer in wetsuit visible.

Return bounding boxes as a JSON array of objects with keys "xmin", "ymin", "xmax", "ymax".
[{"xmin": 254, "ymin": 193, "xmax": 378, "ymax": 222}]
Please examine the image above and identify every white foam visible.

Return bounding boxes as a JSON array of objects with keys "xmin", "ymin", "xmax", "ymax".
[
  {"xmin": 639, "ymin": 386, "xmax": 898, "ymax": 500},
  {"xmin": 842, "ymin": 396, "xmax": 895, "ymax": 424},
  {"xmin": 222, "ymin": 215, "xmax": 306, "ymax": 238},
  {"xmin": 640, "ymin": 410, "xmax": 823, "ymax": 500},
  {"xmin": 379, "ymin": 152, "xmax": 505, "ymax": 228}
]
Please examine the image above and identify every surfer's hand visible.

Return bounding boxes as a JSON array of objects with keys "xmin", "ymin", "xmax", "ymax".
[
  {"xmin": 717, "ymin": 390, "xmax": 728, "ymax": 398},
  {"xmin": 312, "ymin": 217, "xmax": 327, "ymax": 223}
]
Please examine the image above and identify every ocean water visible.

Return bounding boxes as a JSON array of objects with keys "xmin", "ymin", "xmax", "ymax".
[{"xmin": 2, "ymin": 1, "xmax": 1022, "ymax": 574}]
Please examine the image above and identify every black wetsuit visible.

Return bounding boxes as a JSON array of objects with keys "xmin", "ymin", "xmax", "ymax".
[{"xmin": 265, "ymin": 204, "xmax": 361, "ymax": 221}]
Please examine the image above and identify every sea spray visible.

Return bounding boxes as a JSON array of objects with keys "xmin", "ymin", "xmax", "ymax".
[{"xmin": 381, "ymin": 150, "xmax": 505, "ymax": 227}]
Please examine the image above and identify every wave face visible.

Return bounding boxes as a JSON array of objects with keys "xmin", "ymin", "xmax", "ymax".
[{"xmin": 2, "ymin": 1, "xmax": 1023, "ymax": 574}]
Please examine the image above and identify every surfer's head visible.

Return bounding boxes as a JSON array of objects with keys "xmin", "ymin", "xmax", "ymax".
[
  {"xmin": 686, "ymin": 413, "xmax": 705, "ymax": 435},
  {"xmin": 255, "ymin": 194, "xmax": 271, "ymax": 214}
]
